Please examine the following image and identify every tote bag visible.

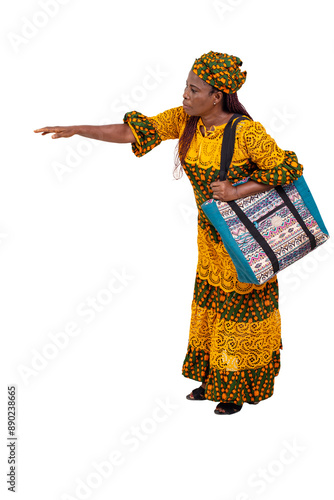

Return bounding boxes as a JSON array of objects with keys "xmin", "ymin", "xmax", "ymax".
[{"xmin": 201, "ymin": 114, "xmax": 330, "ymax": 285}]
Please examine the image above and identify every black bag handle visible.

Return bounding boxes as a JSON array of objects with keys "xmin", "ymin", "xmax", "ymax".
[{"xmin": 219, "ymin": 114, "xmax": 250, "ymax": 181}]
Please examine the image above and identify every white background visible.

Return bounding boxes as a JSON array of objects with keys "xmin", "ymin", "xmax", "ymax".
[{"xmin": 1, "ymin": 0, "xmax": 333, "ymax": 499}]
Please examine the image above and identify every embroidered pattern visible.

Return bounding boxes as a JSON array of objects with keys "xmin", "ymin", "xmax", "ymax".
[
  {"xmin": 188, "ymin": 300, "xmax": 281, "ymax": 371},
  {"xmin": 194, "ymin": 275, "xmax": 278, "ymax": 321}
]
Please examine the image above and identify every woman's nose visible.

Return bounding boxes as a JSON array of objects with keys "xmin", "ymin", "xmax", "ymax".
[{"xmin": 183, "ymin": 88, "xmax": 189, "ymax": 99}]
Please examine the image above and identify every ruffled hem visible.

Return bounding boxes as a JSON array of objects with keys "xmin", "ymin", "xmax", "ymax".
[
  {"xmin": 249, "ymin": 150, "xmax": 303, "ymax": 185},
  {"xmin": 123, "ymin": 110, "xmax": 161, "ymax": 157},
  {"xmin": 182, "ymin": 345, "xmax": 281, "ymax": 404}
]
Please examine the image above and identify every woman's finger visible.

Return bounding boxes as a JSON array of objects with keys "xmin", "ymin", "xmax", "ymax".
[
  {"xmin": 34, "ymin": 126, "xmax": 74, "ymax": 139},
  {"xmin": 34, "ymin": 128, "xmax": 50, "ymax": 134},
  {"xmin": 34, "ymin": 127, "xmax": 61, "ymax": 134}
]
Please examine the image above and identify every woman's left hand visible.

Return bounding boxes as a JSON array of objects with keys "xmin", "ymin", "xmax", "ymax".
[{"xmin": 210, "ymin": 180, "xmax": 238, "ymax": 201}]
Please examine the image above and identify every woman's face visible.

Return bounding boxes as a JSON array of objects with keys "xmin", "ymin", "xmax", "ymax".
[{"xmin": 182, "ymin": 70, "xmax": 219, "ymax": 116}]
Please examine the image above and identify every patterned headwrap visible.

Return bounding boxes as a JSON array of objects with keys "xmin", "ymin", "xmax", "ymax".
[{"xmin": 191, "ymin": 51, "xmax": 247, "ymax": 94}]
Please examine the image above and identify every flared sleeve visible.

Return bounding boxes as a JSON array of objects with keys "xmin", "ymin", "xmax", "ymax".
[
  {"xmin": 123, "ymin": 106, "xmax": 187, "ymax": 157},
  {"xmin": 237, "ymin": 120, "xmax": 303, "ymax": 185}
]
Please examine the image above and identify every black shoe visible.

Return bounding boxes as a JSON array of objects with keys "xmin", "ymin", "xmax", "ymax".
[
  {"xmin": 214, "ymin": 402, "xmax": 243, "ymax": 415},
  {"xmin": 186, "ymin": 385, "xmax": 206, "ymax": 400}
]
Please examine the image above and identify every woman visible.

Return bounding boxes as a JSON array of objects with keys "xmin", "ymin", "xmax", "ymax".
[{"xmin": 34, "ymin": 51, "xmax": 303, "ymax": 415}]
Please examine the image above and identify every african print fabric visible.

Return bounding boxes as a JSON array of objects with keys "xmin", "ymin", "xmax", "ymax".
[
  {"xmin": 191, "ymin": 51, "xmax": 247, "ymax": 93},
  {"xmin": 123, "ymin": 106, "xmax": 303, "ymax": 404}
]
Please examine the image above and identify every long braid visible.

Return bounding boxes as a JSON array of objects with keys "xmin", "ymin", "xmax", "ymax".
[
  {"xmin": 174, "ymin": 89, "xmax": 252, "ymax": 179},
  {"xmin": 173, "ymin": 115, "xmax": 199, "ymax": 179},
  {"xmin": 224, "ymin": 92, "xmax": 252, "ymax": 120}
]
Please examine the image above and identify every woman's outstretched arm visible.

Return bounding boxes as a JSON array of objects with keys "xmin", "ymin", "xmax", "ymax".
[{"xmin": 34, "ymin": 123, "xmax": 136, "ymax": 143}]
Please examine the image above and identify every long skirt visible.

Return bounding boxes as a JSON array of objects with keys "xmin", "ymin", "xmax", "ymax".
[{"xmin": 182, "ymin": 225, "xmax": 282, "ymax": 404}]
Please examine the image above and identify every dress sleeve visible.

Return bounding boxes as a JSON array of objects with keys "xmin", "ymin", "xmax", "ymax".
[
  {"xmin": 123, "ymin": 106, "xmax": 187, "ymax": 157},
  {"xmin": 238, "ymin": 120, "xmax": 303, "ymax": 185}
]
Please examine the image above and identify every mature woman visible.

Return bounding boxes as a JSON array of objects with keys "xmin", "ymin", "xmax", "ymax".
[{"xmin": 34, "ymin": 51, "xmax": 303, "ymax": 415}]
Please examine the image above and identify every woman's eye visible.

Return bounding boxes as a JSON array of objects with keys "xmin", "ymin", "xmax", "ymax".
[{"xmin": 185, "ymin": 84, "xmax": 197, "ymax": 93}]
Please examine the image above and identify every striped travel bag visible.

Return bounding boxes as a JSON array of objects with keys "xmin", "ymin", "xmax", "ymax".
[{"xmin": 201, "ymin": 114, "xmax": 330, "ymax": 285}]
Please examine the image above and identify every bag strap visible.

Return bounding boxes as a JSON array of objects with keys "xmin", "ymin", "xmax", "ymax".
[{"xmin": 219, "ymin": 114, "xmax": 250, "ymax": 181}]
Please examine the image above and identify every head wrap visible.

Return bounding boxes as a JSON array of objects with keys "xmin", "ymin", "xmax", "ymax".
[{"xmin": 191, "ymin": 51, "xmax": 247, "ymax": 94}]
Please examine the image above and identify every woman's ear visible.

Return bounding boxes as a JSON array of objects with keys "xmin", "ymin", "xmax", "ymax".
[{"xmin": 215, "ymin": 91, "xmax": 223, "ymax": 104}]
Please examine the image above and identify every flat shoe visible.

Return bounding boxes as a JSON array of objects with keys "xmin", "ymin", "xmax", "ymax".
[
  {"xmin": 186, "ymin": 385, "xmax": 206, "ymax": 400},
  {"xmin": 214, "ymin": 402, "xmax": 243, "ymax": 415}
]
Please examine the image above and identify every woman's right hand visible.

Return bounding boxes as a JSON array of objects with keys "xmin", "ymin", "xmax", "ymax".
[
  {"xmin": 34, "ymin": 126, "xmax": 78, "ymax": 139},
  {"xmin": 34, "ymin": 124, "xmax": 136, "ymax": 143}
]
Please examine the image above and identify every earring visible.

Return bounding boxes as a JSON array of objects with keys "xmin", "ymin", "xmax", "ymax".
[{"xmin": 214, "ymin": 102, "xmax": 216, "ymax": 105}]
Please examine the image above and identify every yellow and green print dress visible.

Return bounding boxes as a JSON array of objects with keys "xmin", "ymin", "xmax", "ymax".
[{"xmin": 124, "ymin": 106, "xmax": 303, "ymax": 405}]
